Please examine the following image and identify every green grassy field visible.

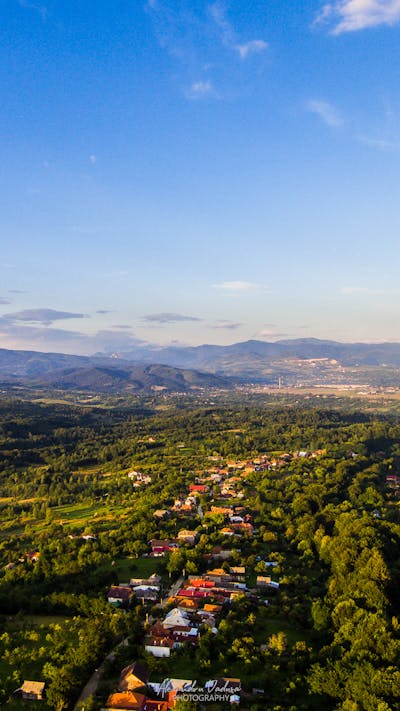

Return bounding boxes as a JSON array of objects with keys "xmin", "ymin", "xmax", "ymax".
[
  {"xmin": 97, "ymin": 556, "xmax": 166, "ymax": 582},
  {"xmin": 49, "ymin": 501, "xmax": 130, "ymax": 527}
]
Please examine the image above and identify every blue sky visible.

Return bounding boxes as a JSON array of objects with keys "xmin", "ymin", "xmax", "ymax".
[{"xmin": 1, "ymin": 0, "xmax": 400, "ymax": 354}]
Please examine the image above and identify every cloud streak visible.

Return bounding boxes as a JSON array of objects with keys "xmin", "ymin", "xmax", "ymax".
[
  {"xmin": 210, "ymin": 320, "xmax": 242, "ymax": 329},
  {"xmin": 236, "ymin": 39, "xmax": 268, "ymax": 59},
  {"xmin": 315, "ymin": 0, "xmax": 400, "ymax": 34},
  {"xmin": 185, "ymin": 80, "xmax": 216, "ymax": 100},
  {"xmin": 307, "ymin": 99, "xmax": 343, "ymax": 127},
  {"xmin": 143, "ymin": 312, "xmax": 202, "ymax": 324},
  {"xmin": 213, "ymin": 280, "xmax": 266, "ymax": 291},
  {"xmin": 146, "ymin": 0, "xmax": 268, "ymax": 101},
  {"xmin": 0, "ymin": 319, "xmax": 145, "ymax": 355},
  {"xmin": 3, "ymin": 308, "xmax": 88, "ymax": 326},
  {"xmin": 209, "ymin": 2, "xmax": 267, "ymax": 59}
]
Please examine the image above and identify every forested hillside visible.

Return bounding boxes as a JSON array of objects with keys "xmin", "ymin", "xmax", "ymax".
[{"xmin": 1, "ymin": 393, "xmax": 400, "ymax": 710}]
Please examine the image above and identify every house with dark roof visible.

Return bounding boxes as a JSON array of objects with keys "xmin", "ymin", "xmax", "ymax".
[{"xmin": 107, "ymin": 586, "xmax": 133, "ymax": 607}]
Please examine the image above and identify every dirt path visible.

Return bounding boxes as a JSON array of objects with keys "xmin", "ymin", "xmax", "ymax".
[
  {"xmin": 74, "ymin": 576, "xmax": 184, "ymax": 708},
  {"xmin": 73, "ymin": 638, "xmax": 129, "ymax": 710}
]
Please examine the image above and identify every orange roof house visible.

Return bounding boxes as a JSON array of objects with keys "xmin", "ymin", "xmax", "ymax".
[
  {"xmin": 105, "ymin": 692, "xmax": 146, "ymax": 711},
  {"xmin": 143, "ymin": 702, "xmax": 168, "ymax": 711},
  {"xmin": 119, "ymin": 663, "xmax": 149, "ymax": 692},
  {"xmin": 19, "ymin": 681, "xmax": 45, "ymax": 701}
]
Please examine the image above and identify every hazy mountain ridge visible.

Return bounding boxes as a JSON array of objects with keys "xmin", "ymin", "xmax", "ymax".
[
  {"xmin": 0, "ymin": 348, "xmax": 92, "ymax": 377},
  {"xmin": 118, "ymin": 339, "xmax": 400, "ymax": 384},
  {"xmin": 0, "ymin": 349, "xmax": 231, "ymax": 392},
  {"xmin": 37, "ymin": 363, "xmax": 231, "ymax": 392},
  {"xmin": 129, "ymin": 338, "xmax": 400, "ymax": 368},
  {"xmin": 3, "ymin": 339, "xmax": 400, "ymax": 389}
]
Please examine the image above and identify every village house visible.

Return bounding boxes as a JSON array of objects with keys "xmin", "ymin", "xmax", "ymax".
[
  {"xmin": 167, "ymin": 595, "xmax": 199, "ymax": 610},
  {"xmin": 210, "ymin": 505, "xmax": 232, "ymax": 516},
  {"xmin": 256, "ymin": 576, "xmax": 280, "ymax": 590},
  {"xmin": 107, "ymin": 586, "xmax": 133, "ymax": 607},
  {"xmin": 149, "ymin": 539, "xmax": 178, "ymax": 556},
  {"xmin": 386, "ymin": 474, "xmax": 400, "ymax": 485},
  {"xmin": 171, "ymin": 497, "xmax": 196, "ymax": 516},
  {"xmin": 153, "ymin": 510, "xmax": 169, "ymax": 520},
  {"xmin": 130, "ymin": 574, "xmax": 161, "ymax": 587},
  {"xmin": 25, "ymin": 551, "xmax": 40, "ymax": 563},
  {"xmin": 127, "ymin": 470, "xmax": 141, "ymax": 479},
  {"xmin": 176, "ymin": 529, "xmax": 198, "ymax": 546},
  {"xmin": 145, "ymin": 633, "xmax": 174, "ymax": 657},
  {"xmin": 129, "ymin": 573, "xmax": 162, "ymax": 592},
  {"xmin": 162, "ymin": 607, "xmax": 192, "ymax": 629},
  {"xmin": 18, "ymin": 681, "xmax": 45, "ymax": 701},
  {"xmin": 104, "ymin": 691, "xmax": 146, "ymax": 711},
  {"xmin": 230, "ymin": 566, "xmax": 246, "ymax": 581},
  {"xmin": 128, "ymin": 471, "xmax": 152, "ymax": 487},
  {"xmin": 131, "ymin": 585, "xmax": 159, "ymax": 603},
  {"xmin": 210, "ymin": 472, "xmax": 223, "ymax": 483},
  {"xmin": 189, "ymin": 484, "xmax": 208, "ymax": 494},
  {"xmin": 143, "ymin": 701, "xmax": 168, "ymax": 711},
  {"xmin": 221, "ymin": 526, "xmax": 236, "ymax": 536},
  {"xmin": 119, "ymin": 662, "xmax": 149, "ymax": 692},
  {"xmin": 206, "ymin": 546, "xmax": 234, "ymax": 561}
]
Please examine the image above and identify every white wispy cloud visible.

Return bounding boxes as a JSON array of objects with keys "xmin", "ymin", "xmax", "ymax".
[
  {"xmin": 213, "ymin": 280, "xmax": 264, "ymax": 291},
  {"xmin": 315, "ymin": 0, "xmax": 400, "ymax": 34},
  {"xmin": 3, "ymin": 308, "xmax": 88, "ymax": 326},
  {"xmin": 209, "ymin": 2, "xmax": 268, "ymax": 59},
  {"xmin": 186, "ymin": 80, "xmax": 216, "ymax": 100},
  {"xmin": 0, "ymin": 320, "xmax": 145, "ymax": 355},
  {"xmin": 210, "ymin": 320, "xmax": 242, "ymax": 329},
  {"xmin": 235, "ymin": 39, "xmax": 268, "ymax": 59},
  {"xmin": 0, "ymin": 297, "xmax": 11, "ymax": 305},
  {"xmin": 146, "ymin": 1, "xmax": 268, "ymax": 101},
  {"xmin": 307, "ymin": 99, "xmax": 343, "ymax": 127},
  {"xmin": 143, "ymin": 312, "xmax": 202, "ymax": 324}
]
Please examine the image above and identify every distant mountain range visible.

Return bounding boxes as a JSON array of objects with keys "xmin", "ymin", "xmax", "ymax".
[
  {"xmin": 3, "ymin": 338, "xmax": 400, "ymax": 391},
  {"xmin": 38, "ymin": 363, "xmax": 231, "ymax": 393},
  {"xmin": 115, "ymin": 338, "xmax": 400, "ymax": 386},
  {"xmin": 0, "ymin": 349, "xmax": 230, "ymax": 393}
]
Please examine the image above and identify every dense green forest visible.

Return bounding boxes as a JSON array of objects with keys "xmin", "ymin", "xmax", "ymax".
[{"xmin": 1, "ymin": 392, "xmax": 400, "ymax": 710}]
